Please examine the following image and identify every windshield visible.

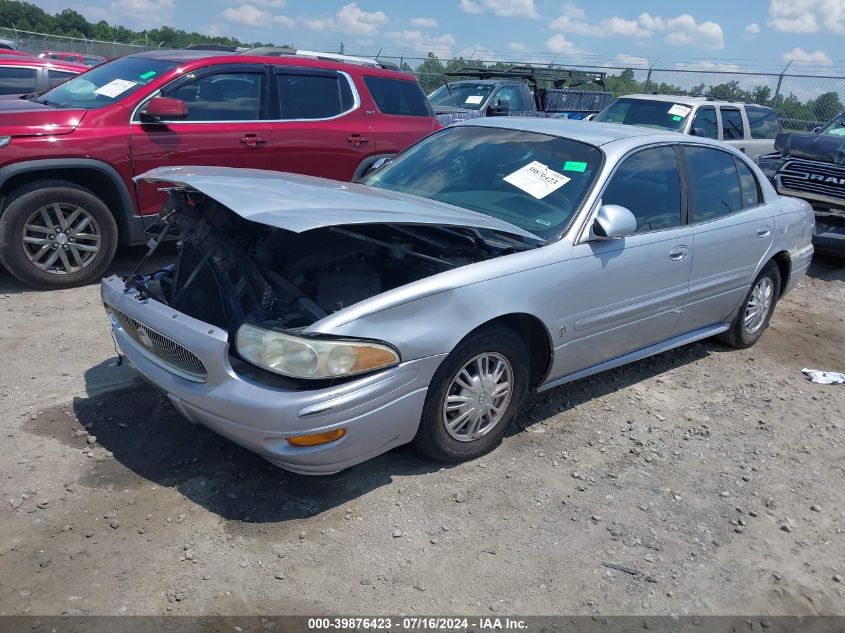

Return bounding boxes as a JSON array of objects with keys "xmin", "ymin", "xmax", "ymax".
[
  {"xmin": 361, "ymin": 125, "xmax": 603, "ymax": 239},
  {"xmin": 429, "ymin": 84, "xmax": 494, "ymax": 110},
  {"xmin": 594, "ymin": 98, "xmax": 690, "ymax": 132},
  {"xmin": 819, "ymin": 113, "xmax": 845, "ymax": 137},
  {"xmin": 33, "ymin": 56, "xmax": 177, "ymax": 109}
]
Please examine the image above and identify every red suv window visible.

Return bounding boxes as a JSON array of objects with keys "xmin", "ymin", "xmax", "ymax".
[{"xmin": 363, "ymin": 76, "xmax": 432, "ymax": 117}]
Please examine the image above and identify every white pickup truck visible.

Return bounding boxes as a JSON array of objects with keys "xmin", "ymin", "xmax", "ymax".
[{"xmin": 593, "ymin": 94, "xmax": 780, "ymax": 161}]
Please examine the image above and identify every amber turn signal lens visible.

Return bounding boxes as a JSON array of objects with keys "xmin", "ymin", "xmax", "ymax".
[{"xmin": 286, "ymin": 428, "xmax": 346, "ymax": 447}]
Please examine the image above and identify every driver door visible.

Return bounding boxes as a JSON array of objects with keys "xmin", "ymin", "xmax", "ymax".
[{"xmin": 550, "ymin": 145, "xmax": 694, "ymax": 378}]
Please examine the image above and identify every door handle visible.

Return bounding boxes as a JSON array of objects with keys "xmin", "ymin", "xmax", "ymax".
[
  {"xmin": 668, "ymin": 246, "xmax": 689, "ymax": 261},
  {"xmin": 757, "ymin": 226, "xmax": 771, "ymax": 238},
  {"xmin": 347, "ymin": 134, "xmax": 369, "ymax": 146},
  {"xmin": 239, "ymin": 134, "xmax": 266, "ymax": 148}
]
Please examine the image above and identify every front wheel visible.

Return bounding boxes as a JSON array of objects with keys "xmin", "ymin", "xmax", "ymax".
[
  {"xmin": 413, "ymin": 325, "xmax": 529, "ymax": 463},
  {"xmin": 0, "ymin": 181, "xmax": 118, "ymax": 289},
  {"xmin": 717, "ymin": 261, "xmax": 781, "ymax": 349}
]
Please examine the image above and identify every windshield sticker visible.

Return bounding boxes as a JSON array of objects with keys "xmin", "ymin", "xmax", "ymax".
[
  {"xmin": 667, "ymin": 104, "xmax": 691, "ymax": 117},
  {"xmin": 139, "ymin": 70, "xmax": 157, "ymax": 80},
  {"xmin": 504, "ymin": 161, "xmax": 570, "ymax": 200},
  {"xmin": 672, "ymin": 115, "xmax": 683, "ymax": 122},
  {"xmin": 535, "ymin": 218, "xmax": 552, "ymax": 227},
  {"xmin": 94, "ymin": 79, "xmax": 138, "ymax": 98},
  {"xmin": 563, "ymin": 161, "xmax": 587, "ymax": 172},
  {"xmin": 465, "ymin": 95, "xmax": 484, "ymax": 105}
]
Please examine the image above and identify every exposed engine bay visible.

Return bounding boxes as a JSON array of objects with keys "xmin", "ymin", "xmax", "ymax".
[{"xmin": 126, "ymin": 189, "xmax": 535, "ymax": 333}]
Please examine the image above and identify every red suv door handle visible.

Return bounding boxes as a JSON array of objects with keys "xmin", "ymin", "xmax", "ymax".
[
  {"xmin": 347, "ymin": 134, "xmax": 369, "ymax": 146},
  {"xmin": 239, "ymin": 134, "xmax": 266, "ymax": 148}
]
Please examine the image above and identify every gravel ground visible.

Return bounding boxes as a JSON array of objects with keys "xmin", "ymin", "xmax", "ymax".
[{"xmin": 0, "ymin": 252, "xmax": 843, "ymax": 617}]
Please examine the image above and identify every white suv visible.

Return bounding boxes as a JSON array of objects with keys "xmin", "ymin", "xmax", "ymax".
[{"xmin": 594, "ymin": 94, "xmax": 780, "ymax": 161}]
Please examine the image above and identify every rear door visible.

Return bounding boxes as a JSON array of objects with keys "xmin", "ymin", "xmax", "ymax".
[
  {"xmin": 267, "ymin": 67, "xmax": 372, "ymax": 182},
  {"xmin": 361, "ymin": 75, "xmax": 438, "ymax": 156},
  {"xmin": 130, "ymin": 64, "xmax": 272, "ymax": 216},
  {"xmin": 719, "ymin": 106, "xmax": 748, "ymax": 155},
  {"xmin": 742, "ymin": 105, "xmax": 780, "ymax": 160},
  {"xmin": 680, "ymin": 145, "xmax": 774, "ymax": 331},
  {"xmin": 552, "ymin": 145, "xmax": 694, "ymax": 377}
]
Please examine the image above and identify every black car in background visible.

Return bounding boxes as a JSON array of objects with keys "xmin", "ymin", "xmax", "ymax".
[{"xmin": 758, "ymin": 112, "xmax": 845, "ymax": 256}]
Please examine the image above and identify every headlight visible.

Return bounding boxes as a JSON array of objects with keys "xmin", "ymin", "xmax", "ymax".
[
  {"xmin": 235, "ymin": 323, "xmax": 400, "ymax": 379},
  {"xmin": 0, "ymin": 137, "xmax": 10, "ymax": 148}
]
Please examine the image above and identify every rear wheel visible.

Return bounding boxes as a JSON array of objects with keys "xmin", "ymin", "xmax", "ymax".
[
  {"xmin": 717, "ymin": 261, "xmax": 781, "ymax": 349},
  {"xmin": 413, "ymin": 325, "xmax": 529, "ymax": 462},
  {"xmin": 0, "ymin": 181, "xmax": 117, "ymax": 289}
]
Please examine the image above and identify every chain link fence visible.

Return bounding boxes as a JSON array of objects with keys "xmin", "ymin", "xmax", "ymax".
[
  {"xmin": 0, "ymin": 26, "xmax": 155, "ymax": 59},
  {"xmin": 0, "ymin": 27, "xmax": 841, "ymax": 131}
]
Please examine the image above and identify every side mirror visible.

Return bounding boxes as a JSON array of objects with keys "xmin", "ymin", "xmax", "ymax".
[
  {"xmin": 592, "ymin": 204, "xmax": 637, "ymax": 239},
  {"xmin": 487, "ymin": 100, "xmax": 510, "ymax": 117},
  {"xmin": 366, "ymin": 157, "xmax": 391, "ymax": 174},
  {"xmin": 140, "ymin": 96, "xmax": 188, "ymax": 123}
]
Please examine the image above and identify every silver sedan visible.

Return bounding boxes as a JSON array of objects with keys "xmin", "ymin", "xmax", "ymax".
[{"xmin": 101, "ymin": 118, "xmax": 814, "ymax": 474}]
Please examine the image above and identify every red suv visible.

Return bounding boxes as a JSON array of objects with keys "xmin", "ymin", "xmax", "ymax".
[
  {"xmin": 0, "ymin": 54, "xmax": 86, "ymax": 97},
  {"xmin": 0, "ymin": 48, "xmax": 440, "ymax": 289}
]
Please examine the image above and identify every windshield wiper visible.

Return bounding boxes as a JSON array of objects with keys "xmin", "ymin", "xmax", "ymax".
[{"xmin": 33, "ymin": 99, "xmax": 74, "ymax": 109}]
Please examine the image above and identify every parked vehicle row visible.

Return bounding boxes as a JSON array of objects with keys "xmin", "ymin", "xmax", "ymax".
[
  {"xmin": 0, "ymin": 54, "xmax": 87, "ymax": 96},
  {"xmin": 0, "ymin": 47, "xmax": 440, "ymax": 289},
  {"xmin": 103, "ymin": 118, "xmax": 813, "ymax": 474}
]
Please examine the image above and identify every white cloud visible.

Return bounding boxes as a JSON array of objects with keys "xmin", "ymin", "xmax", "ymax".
[
  {"xmin": 781, "ymin": 47, "xmax": 833, "ymax": 63},
  {"xmin": 386, "ymin": 30, "xmax": 456, "ymax": 57},
  {"xmin": 508, "ymin": 42, "xmax": 529, "ymax": 52},
  {"xmin": 302, "ymin": 2, "xmax": 387, "ymax": 35},
  {"xmin": 109, "ymin": 0, "xmax": 174, "ymax": 26},
  {"xmin": 252, "ymin": 0, "xmax": 285, "ymax": 6},
  {"xmin": 769, "ymin": 0, "xmax": 845, "ymax": 34},
  {"xmin": 616, "ymin": 53, "xmax": 649, "ymax": 68},
  {"xmin": 221, "ymin": 4, "xmax": 271, "ymax": 27},
  {"xmin": 410, "ymin": 17, "xmax": 438, "ymax": 28},
  {"xmin": 674, "ymin": 60, "xmax": 740, "ymax": 72},
  {"xmin": 459, "ymin": 0, "xmax": 538, "ymax": 19},
  {"xmin": 545, "ymin": 33, "xmax": 580, "ymax": 55},
  {"xmin": 745, "ymin": 22, "xmax": 761, "ymax": 35},
  {"xmin": 549, "ymin": 3, "xmax": 724, "ymax": 50}
]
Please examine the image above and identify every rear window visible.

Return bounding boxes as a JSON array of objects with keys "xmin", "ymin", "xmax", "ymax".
[
  {"xmin": 277, "ymin": 71, "xmax": 354, "ymax": 119},
  {"xmin": 47, "ymin": 69, "xmax": 76, "ymax": 88},
  {"xmin": 0, "ymin": 67, "xmax": 37, "ymax": 95},
  {"xmin": 745, "ymin": 106, "xmax": 780, "ymax": 139},
  {"xmin": 720, "ymin": 108, "xmax": 744, "ymax": 140},
  {"xmin": 364, "ymin": 76, "xmax": 432, "ymax": 117}
]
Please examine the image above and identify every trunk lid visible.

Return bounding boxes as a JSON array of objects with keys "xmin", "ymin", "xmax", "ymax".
[{"xmin": 136, "ymin": 165, "xmax": 541, "ymax": 240}]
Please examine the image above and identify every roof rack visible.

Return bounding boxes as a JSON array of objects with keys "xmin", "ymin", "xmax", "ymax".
[
  {"xmin": 184, "ymin": 44, "xmax": 249, "ymax": 52},
  {"xmin": 444, "ymin": 65, "xmax": 606, "ymax": 88},
  {"xmin": 240, "ymin": 47, "xmax": 399, "ymax": 71}
]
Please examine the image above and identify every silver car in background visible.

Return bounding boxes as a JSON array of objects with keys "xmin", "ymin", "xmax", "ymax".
[{"xmin": 101, "ymin": 118, "xmax": 814, "ymax": 474}]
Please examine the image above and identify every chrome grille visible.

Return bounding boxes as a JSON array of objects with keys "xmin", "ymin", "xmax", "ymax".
[
  {"xmin": 775, "ymin": 158, "xmax": 845, "ymax": 204},
  {"xmin": 106, "ymin": 305, "xmax": 208, "ymax": 382}
]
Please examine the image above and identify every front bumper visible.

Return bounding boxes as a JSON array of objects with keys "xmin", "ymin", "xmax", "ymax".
[
  {"xmin": 813, "ymin": 213, "xmax": 845, "ymax": 256},
  {"xmin": 101, "ymin": 275, "xmax": 445, "ymax": 475}
]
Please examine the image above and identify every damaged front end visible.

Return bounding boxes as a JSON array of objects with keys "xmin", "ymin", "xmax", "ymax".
[{"xmin": 119, "ymin": 168, "xmax": 539, "ymax": 381}]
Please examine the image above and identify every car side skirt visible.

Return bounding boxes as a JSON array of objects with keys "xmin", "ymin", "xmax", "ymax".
[{"xmin": 537, "ymin": 323, "xmax": 730, "ymax": 393}]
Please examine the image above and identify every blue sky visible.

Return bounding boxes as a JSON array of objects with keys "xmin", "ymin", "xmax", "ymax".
[{"xmin": 34, "ymin": 0, "xmax": 845, "ymax": 70}]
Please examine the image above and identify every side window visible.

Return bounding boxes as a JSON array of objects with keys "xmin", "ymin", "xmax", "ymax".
[
  {"xmin": 720, "ymin": 108, "xmax": 744, "ymax": 140},
  {"xmin": 603, "ymin": 146, "xmax": 682, "ymax": 233},
  {"xmin": 48, "ymin": 69, "xmax": 76, "ymax": 88},
  {"xmin": 690, "ymin": 107, "xmax": 717, "ymax": 139},
  {"xmin": 164, "ymin": 71, "xmax": 263, "ymax": 121},
  {"xmin": 493, "ymin": 86, "xmax": 525, "ymax": 111},
  {"xmin": 746, "ymin": 106, "xmax": 780, "ymax": 139},
  {"xmin": 363, "ymin": 76, "xmax": 432, "ymax": 117},
  {"xmin": 735, "ymin": 158, "xmax": 762, "ymax": 208},
  {"xmin": 276, "ymin": 71, "xmax": 353, "ymax": 120},
  {"xmin": 0, "ymin": 67, "xmax": 37, "ymax": 95},
  {"xmin": 684, "ymin": 146, "xmax": 743, "ymax": 222}
]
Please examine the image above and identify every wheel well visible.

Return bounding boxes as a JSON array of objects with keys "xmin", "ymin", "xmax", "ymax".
[
  {"xmin": 0, "ymin": 168, "xmax": 131, "ymax": 242},
  {"xmin": 474, "ymin": 313, "xmax": 553, "ymax": 389},
  {"xmin": 771, "ymin": 251, "xmax": 791, "ymax": 296}
]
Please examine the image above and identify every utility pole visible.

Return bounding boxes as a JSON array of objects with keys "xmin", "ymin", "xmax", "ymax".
[{"xmin": 773, "ymin": 60, "xmax": 792, "ymax": 102}]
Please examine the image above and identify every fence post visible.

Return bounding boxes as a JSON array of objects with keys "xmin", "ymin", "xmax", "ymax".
[
  {"xmin": 773, "ymin": 60, "xmax": 792, "ymax": 102},
  {"xmin": 645, "ymin": 60, "xmax": 657, "ymax": 93}
]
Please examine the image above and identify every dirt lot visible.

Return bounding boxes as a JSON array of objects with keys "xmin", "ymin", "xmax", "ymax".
[{"xmin": 0, "ymin": 251, "xmax": 843, "ymax": 617}]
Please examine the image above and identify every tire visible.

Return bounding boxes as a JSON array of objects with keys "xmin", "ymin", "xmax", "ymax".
[
  {"xmin": 0, "ymin": 180, "xmax": 118, "ymax": 289},
  {"xmin": 413, "ymin": 325, "xmax": 529, "ymax": 463},
  {"xmin": 717, "ymin": 261, "xmax": 781, "ymax": 349}
]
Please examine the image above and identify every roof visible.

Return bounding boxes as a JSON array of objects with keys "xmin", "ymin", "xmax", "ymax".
[
  {"xmin": 0, "ymin": 55, "xmax": 86, "ymax": 71},
  {"xmin": 620, "ymin": 93, "xmax": 769, "ymax": 108},
  {"xmin": 461, "ymin": 116, "xmax": 683, "ymax": 146}
]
